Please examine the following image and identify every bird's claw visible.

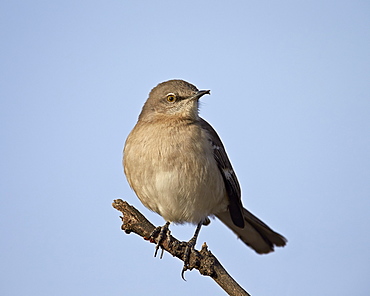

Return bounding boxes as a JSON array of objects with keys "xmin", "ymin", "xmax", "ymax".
[
  {"xmin": 181, "ymin": 237, "xmax": 197, "ymax": 280},
  {"xmin": 150, "ymin": 222, "xmax": 170, "ymax": 259}
]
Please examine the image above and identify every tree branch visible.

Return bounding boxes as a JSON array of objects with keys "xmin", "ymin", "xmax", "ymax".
[{"xmin": 112, "ymin": 199, "xmax": 251, "ymax": 296}]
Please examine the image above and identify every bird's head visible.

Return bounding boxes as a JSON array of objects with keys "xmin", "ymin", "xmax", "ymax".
[{"xmin": 139, "ymin": 79, "xmax": 210, "ymax": 121}]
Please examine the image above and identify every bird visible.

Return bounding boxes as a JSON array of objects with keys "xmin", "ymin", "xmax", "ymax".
[{"xmin": 123, "ymin": 79, "xmax": 287, "ymax": 273}]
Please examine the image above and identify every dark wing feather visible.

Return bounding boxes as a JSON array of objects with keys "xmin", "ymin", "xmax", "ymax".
[{"xmin": 199, "ymin": 118, "xmax": 245, "ymax": 228}]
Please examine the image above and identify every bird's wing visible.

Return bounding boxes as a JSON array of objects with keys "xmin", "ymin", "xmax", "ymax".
[{"xmin": 199, "ymin": 118, "xmax": 245, "ymax": 228}]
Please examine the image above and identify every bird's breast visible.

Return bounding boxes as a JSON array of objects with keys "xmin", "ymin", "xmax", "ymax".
[{"xmin": 123, "ymin": 120, "xmax": 227, "ymax": 224}]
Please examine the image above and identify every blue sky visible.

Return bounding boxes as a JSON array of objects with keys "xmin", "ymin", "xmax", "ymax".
[{"xmin": 1, "ymin": 1, "xmax": 369, "ymax": 295}]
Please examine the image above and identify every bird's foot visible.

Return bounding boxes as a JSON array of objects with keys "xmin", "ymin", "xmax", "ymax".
[
  {"xmin": 149, "ymin": 222, "xmax": 171, "ymax": 259},
  {"xmin": 181, "ymin": 235, "xmax": 198, "ymax": 280}
]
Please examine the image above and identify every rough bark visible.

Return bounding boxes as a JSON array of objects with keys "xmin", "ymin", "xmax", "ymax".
[{"xmin": 112, "ymin": 199, "xmax": 250, "ymax": 296}]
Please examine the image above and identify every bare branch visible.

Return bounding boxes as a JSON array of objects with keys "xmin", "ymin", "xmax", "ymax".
[{"xmin": 112, "ymin": 199, "xmax": 251, "ymax": 296}]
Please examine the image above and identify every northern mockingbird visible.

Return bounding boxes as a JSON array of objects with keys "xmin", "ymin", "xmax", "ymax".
[{"xmin": 123, "ymin": 79, "xmax": 286, "ymax": 272}]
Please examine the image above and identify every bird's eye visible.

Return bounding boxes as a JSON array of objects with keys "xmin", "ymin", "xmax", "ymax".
[{"xmin": 166, "ymin": 94, "xmax": 176, "ymax": 103}]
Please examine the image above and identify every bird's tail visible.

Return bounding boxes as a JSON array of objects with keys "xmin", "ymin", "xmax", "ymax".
[{"xmin": 216, "ymin": 208, "xmax": 287, "ymax": 254}]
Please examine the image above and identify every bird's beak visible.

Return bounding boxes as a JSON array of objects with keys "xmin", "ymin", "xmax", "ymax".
[{"xmin": 190, "ymin": 90, "xmax": 211, "ymax": 100}]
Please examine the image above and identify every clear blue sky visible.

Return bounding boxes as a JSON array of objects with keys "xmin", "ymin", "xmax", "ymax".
[{"xmin": 1, "ymin": 1, "xmax": 369, "ymax": 295}]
